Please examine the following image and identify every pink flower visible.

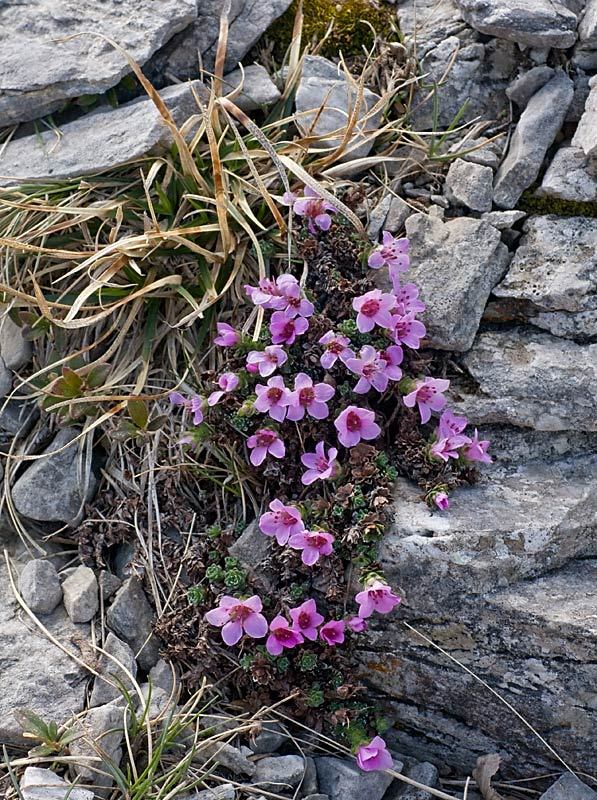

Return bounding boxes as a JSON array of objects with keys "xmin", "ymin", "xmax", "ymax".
[
  {"xmin": 169, "ymin": 391, "xmax": 204, "ymax": 425},
  {"xmin": 356, "ymin": 737, "xmax": 393, "ymax": 772},
  {"xmin": 245, "ymin": 278, "xmax": 285, "ymax": 310},
  {"xmin": 319, "ymin": 620, "xmax": 345, "ymax": 646},
  {"xmin": 246, "ymin": 345, "xmax": 287, "ymax": 377},
  {"xmin": 205, "ymin": 595, "xmax": 268, "ymax": 645},
  {"xmin": 247, "ymin": 429, "xmax": 285, "ymax": 466},
  {"xmin": 355, "ymin": 579, "xmax": 401, "ymax": 619},
  {"xmin": 368, "ymin": 232, "xmax": 410, "ymax": 272},
  {"xmin": 289, "ymin": 599, "xmax": 324, "ymax": 641},
  {"xmin": 347, "ymin": 616, "xmax": 368, "ymax": 633},
  {"xmin": 334, "ymin": 406, "xmax": 381, "ymax": 448},
  {"xmin": 301, "ymin": 441, "xmax": 339, "ymax": 485},
  {"xmin": 286, "ymin": 373, "xmax": 335, "ymax": 421},
  {"xmin": 430, "ymin": 435, "xmax": 469, "ymax": 462},
  {"xmin": 208, "ymin": 372, "xmax": 239, "ymax": 406},
  {"xmin": 319, "ymin": 331, "xmax": 355, "ymax": 370},
  {"xmin": 276, "ymin": 277, "xmax": 314, "ymax": 319},
  {"xmin": 434, "ymin": 492, "xmax": 450, "ymax": 511},
  {"xmin": 438, "ymin": 409, "xmax": 468, "ymax": 438},
  {"xmin": 393, "ymin": 283, "xmax": 426, "ymax": 315},
  {"xmin": 266, "ymin": 614, "xmax": 304, "ymax": 656},
  {"xmin": 254, "ymin": 376, "xmax": 291, "ymax": 422},
  {"xmin": 463, "ymin": 429, "xmax": 492, "ymax": 464},
  {"xmin": 288, "ymin": 529, "xmax": 335, "ymax": 566},
  {"xmin": 286, "ymin": 185, "xmax": 337, "ymax": 234},
  {"xmin": 390, "ymin": 312, "xmax": 426, "ymax": 349},
  {"xmin": 346, "ymin": 345, "xmax": 392, "ymax": 394},
  {"xmin": 379, "ymin": 345, "xmax": 404, "ymax": 381},
  {"xmin": 214, "ymin": 322, "xmax": 241, "ymax": 347},
  {"xmin": 403, "ymin": 377, "xmax": 450, "ymax": 424},
  {"xmin": 259, "ymin": 499, "xmax": 304, "ymax": 545},
  {"xmin": 269, "ymin": 312, "xmax": 309, "ymax": 345},
  {"xmin": 352, "ymin": 290, "xmax": 395, "ymax": 333}
]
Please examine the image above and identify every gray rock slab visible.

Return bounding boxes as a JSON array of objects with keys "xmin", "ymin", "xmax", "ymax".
[
  {"xmin": 506, "ymin": 65, "xmax": 555, "ymax": 107},
  {"xmin": 153, "ymin": 0, "xmax": 293, "ymax": 76},
  {"xmin": 493, "ymin": 216, "xmax": 596, "ymax": 322},
  {"xmin": 574, "ymin": 0, "xmax": 597, "ymax": 69},
  {"xmin": 0, "ymin": 537, "xmax": 89, "ymax": 745},
  {"xmin": 0, "ymin": 0, "xmax": 197, "ymax": 125},
  {"xmin": 362, "ymin": 559, "xmax": 597, "ymax": 775},
  {"xmin": 252, "ymin": 755, "xmax": 305, "ymax": 793},
  {"xmin": 411, "ymin": 35, "xmax": 516, "ymax": 131},
  {"xmin": 572, "ymin": 76, "xmax": 597, "ymax": 161},
  {"xmin": 106, "ymin": 577, "xmax": 161, "ymax": 670},
  {"xmin": 444, "ymin": 158, "xmax": 493, "ymax": 211},
  {"xmin": 453, "ymin": 328, "xmax": 597, "ymax": 431},
  {"xmin": 98, "ymin": 570, "xmax": 122, "ymax": 601},
  {"xmin": 454, "ymin": 0, "xmax": 579, "ymax": 48},
  {"xmin": 0, "ymin": 312, "xmax": 32, "ymax": 370},
  {"xmin": 70, "ymin": 704, "xmax": 124, "ymax": 790},
  {"xmin": 538, "ymin": 145, "xmax": 597, "ymax": 203},
  {"xmin": 401, "ymin": 213, "xmax": 510, "ymax": 350},
  {"xmin": 396, "ymin": 0, "xmax": 466, "ymax": 58},
  {"xmin": 481, "ymin": 210, "xmax": 526, "ymax": 230},
  {"xmin": 385, "ymin": 762, "xmax": 440, "ymax": 800},
  {"xmin": 148, "ymin": 658, "xmax": 176, "ymax": 697},
  {"xmin": 540, "ymin": 775, "xmax": 597, "ymax": 800},
  {"xmin": 62, "ymin": 565, "xmax": 98, "ymax": 623},
  {"xmin": 0, "ymin": 357, "xmax": 12, "ymax": 397},
  {"xmin": 90, "ymin": 632, "xmax": 137, "ymax": 707},
  {"xmin": 229, "ymin": 519, "xmax": 273, "ymax": 590},
  {"xmin": 249, "ymin": 721, "xmax": 286, "ymax": 754},
  {"xmin": 315, "ymin": 757, "xmax": 394, "ymax": 800},
  {"xmin": 221, "ymin": 64, "xmax": 280, "ymax": 111},
  {"xmin": 11, "ymin": 427, "xmax": 99, "ymax": 524},
  {"xmin": 384, "ymin": 451, "xmax": 597, "ymax": 609},
  {"xmin": 294, "ymin": 56, "xmax": 382, "ymax": 161},
  {"xmin": 0, "ymin": 81, "xmax": 208, "ymax": 188},
  {"xmin": 18, "ymin": 559, "xmax": 62, "ymax": 614},
  {"xmin": 494, "ymin": 70, "xmax": 574, "ymax": 208},
  {"xmin": 176, "ymin": 787, "xmax": 236, "ymax": 800},
  {"xmin": 20, "ymin": 767, "xmax": 94, "ymax": 800},
  {"xmin": 450, "ymin": 135, "xmax": 505, "ymax": 170}
]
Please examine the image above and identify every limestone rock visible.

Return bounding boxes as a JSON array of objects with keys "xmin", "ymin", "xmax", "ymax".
[
  {"xmin": 176, "ymin": 788, "xmax": 236, "ymax": 800},
  {"xmin": 0, "ymin": 313, "xmax": 32, "ymax": 370},
  {"xmin": 0, "ymin": 532, "xmax": 88, "ymax": 745},
  {"xmin": 538, "ymin": 145, "xmax": 597, "ymax": 203},
  {"xmin": 62, "ymin": 565, "xmax": 98, "ymax": 623},
  {"xmin": 0, "ymin": 399, "xmax": 38, "ymax": 435},
  {"xmin": 453, "ymin": 328, "xmax": 597, "ymax": 431},
  {"xmin": 493, "ymin": 70, "xmax": 574, "ymax": 208},
  {"xmin": 0, "ymin": 0, "xmax": 197, "ymax": 125},
  {"xmin": 481, "ymin": 210, "xmax": 526, "ymax": 230},
  {"xmin": 148, "ymin": 658, "xmax": 176, "ymax": 697},
  {"xmin": 229, "ymin": 520, "xmax": 273, "ymax": 590},
  {"xmin": 572, "ymin": 76, "xmax": 597, "ymax": 162},
  {"xmin": 195, "ymin": 740, "xmax": 256, "ymax": 776},
  {"xmin": 493, "ymin": 216, "xmax": 597, "ymax": 331},
  {"xmin": 250, "ymin": 721, "xmax": 287, "ymax": 754},
  {"xmin": 449, "ymin": 136, "xmax": 505, "ymax": 170},
  {"xmin": 98, "ymin": 570, "xmax": 122, "ymax": 601},
  {"xmin": 106, "ymin": 577, "xmax": 161, "ymax": 670},
  {"xmin": 11, "ymin": 427, "xmax": 99, "ymax": 524},
  {"xmin": 444, "ymin": 159, "xmax": 493, "ymax": 211},
  {"xmin": 0, "ymin": 82, "xmax": 208, "ymax": 188},
  {"xmin": 362, "ymin": 559, "xmax": 597, "ymax": 775},
  {"xmin": 221, "ymin": 64, "xmax": 280, "ymax": 112},
  {"xmin": 18, "ymin": 559, "xmax": 62, "ymax": 615},
  {"xmin": 411, "ymin": 35, "xmax": 516, "ymax": 131},
  {"xmin": 540, "ymin": 775, "xmax": 597, "ymax": 800},
  {"xmin": 401, "ymin": 214, "xmax": 510, "ymax": 350},
  {"xmin": 454, "ymin": 0, "xmax": 579, "ymax": 48},
  {"xmin": 385, "ymin": 762, "xmax": 440, "ymax": 800},
  {"xmin": 19, "ymin": 767, "xmax": 94, "ymax": 800},
  {"xmin": 0, "ymin": 356, "xmax": 12, "ymax": 397},
  {"xmin": 152, "ymin": 0, "xmax": 293, "ymax": 77},
  {"xmin": 506, "ymin": 66, "xmax": 554, "ymax": 108},
  {"xmin": 315, "ymin": 757, "xmax": 395, "ymax": 800},
  {"xmin": 70, "ymin": 704, "xmax": 124, "ymax": 790},
  {"xmin": 294, "ymin": 56, "xmax": 382, "ymax": 161},
  {"xmin": 90, "ymin": 632, "xmax": 137, "ymax": 707},
  {"xmin": 396, "ymin": 0, "xmax": 466, "ymax": 58},
  {"xmin": 252, "ymin": 755, "xmax": 305, "ymax": 793},
  {"xmin": 574, "ymin": 0, "xmax": 597, "ymax": 70}
]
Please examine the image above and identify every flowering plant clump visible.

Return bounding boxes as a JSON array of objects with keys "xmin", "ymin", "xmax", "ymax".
[{"xmin": 158, "ymin": 186, "xmax": 492, "ymax": 771}]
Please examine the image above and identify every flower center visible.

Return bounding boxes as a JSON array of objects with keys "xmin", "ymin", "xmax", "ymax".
[
  {"xmin": 275, "ymin": 626, "xmax": 294, "ymax": 642},
  {"xmin": 298, "ymin": 611, "xmax": 311, "ymax": 628},
  {"xmin": 267, "ymin": 387, "xmax": 283, "ymax": 403},
  {"xmin": 418, "ymin": 386, "xmax": 435, "ymax": 402},
  {"xmin": 362, "ymin": 363, "xmax": 379, "ymax": 379},
  {"xmin": 256, "ymin": 431, "xmax": 276, "ymax": 446},
  {"xmin": 329, "ymin": 340, "xmax": 343, "ymax": 354},
  {"xmin": 280, "ymin": 511, "xmax": 296, "ymax": 526},
  {"xmin": 307, "ymin": 533, "xmax": 327, "ymax": 548},
  {"xmin": 346, "ymin": 411, "xmax": 362, "ymax": 431},
  {"xmin": 229, "ymin": 604, "xmax": 251, "ymax": 622},
  {"xmin": 315, "ymin": 456, "xmax": 329, "ymax": 472},
  {"xmin": 283, "ymin": 321, "xmax": 295, "ymax": 338},
  {"xmin": 266, "ymin": 352, "xmax": 279, "ymax": 364},
  {"xmin": 306, "ymin": 199, "xmax": 324, "ymax": 217},
  {"xmin": 361, "ymin": 299, "xmax": 380, "ymax": 317},
  {"xmin": 299, "ymin": 387, "xmax": 315, "ymax": 406}
]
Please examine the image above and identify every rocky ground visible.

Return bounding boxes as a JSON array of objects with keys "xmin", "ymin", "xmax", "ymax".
[{"xmin": 0, "ymin": 0, "xmax": 596, "ymax": 799}]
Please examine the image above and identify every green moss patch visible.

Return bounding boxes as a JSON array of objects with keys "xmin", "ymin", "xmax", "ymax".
[{"xmin": 519, "ymin": 189, "xmax": 597, "ymax": 218}]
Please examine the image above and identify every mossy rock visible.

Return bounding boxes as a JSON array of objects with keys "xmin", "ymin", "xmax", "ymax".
[
  {"xmin": 520, "ymin": 189, "xmax": 597, "ymax": 218},
  {"xmin": 267, "ymin": 0, "xmax": 396, "ymax": 60}
]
